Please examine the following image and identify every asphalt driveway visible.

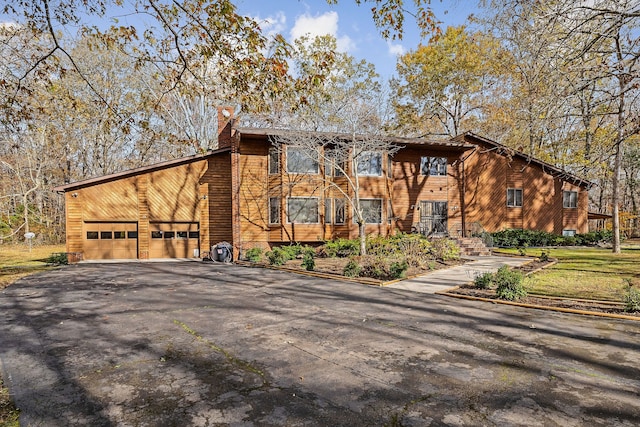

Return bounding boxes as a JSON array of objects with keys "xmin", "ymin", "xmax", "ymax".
[{"xmin": 0, "ymin": 262, "xmax": 639, "ymax": 426}]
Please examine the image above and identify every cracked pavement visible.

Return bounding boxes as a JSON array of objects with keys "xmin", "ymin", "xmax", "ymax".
[{"xmin": 0, "ymin": 261, "xmax": 639, "ymax": 426}]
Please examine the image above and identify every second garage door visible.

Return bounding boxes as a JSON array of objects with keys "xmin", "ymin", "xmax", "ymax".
[{"xmin": 149, "ymin": 223, "xmax": 200, "ymax": 258}]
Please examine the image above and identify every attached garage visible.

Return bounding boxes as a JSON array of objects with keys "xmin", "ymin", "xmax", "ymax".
[
  {"xmin": 84, "ymin": 222, "xmax": 138, "ymax": 260},
  {"xmin": 149, "ymin": 222, "xmax": 200, "ymax": 258}
]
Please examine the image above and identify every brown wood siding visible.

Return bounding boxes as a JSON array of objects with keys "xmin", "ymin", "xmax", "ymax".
[
  {"xmin": 239, "ymin": 139, "xmax": 270, "ymax": 248},
  {"xmin": 80, "ymin": 176, "xmax": 139, "ymax": 221},
  {"xmin": 147, "ymin": 162, "xmax": 206, "ymax": 222},
  {"xmin": 391, "ymin": 147, "xmax": 464, "ymax": 235},
  {"xmin": 64, "ymin": 193, "xmax": 84, "ymax": 255},
  {"xmin": 203, "ymin": 154, "xmax": 233, "ymax": 248}
]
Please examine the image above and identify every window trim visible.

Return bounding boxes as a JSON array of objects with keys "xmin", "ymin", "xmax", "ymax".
[
  {"xmin": 286, "ymin": 146, "xmax": 319, "ymax": 175},
  {"xmin": 286, "ymin": 196, "xmax": 320, "ymax": 224},
  {"xmin": 563, "ymin": 190, "xmax": 578, "ymax": 209},
  {"xmin": 507, "ymin": 188, "xmax": 523, "ymax": 208},
  {"xmin": 420, "ymin": 156, "xmax": 447, "ymax": 176}
]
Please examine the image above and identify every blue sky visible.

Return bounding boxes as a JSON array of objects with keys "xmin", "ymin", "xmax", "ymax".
[{"xmin": 235, "ymin": 0, "xmax": 478, "ymax": 80}]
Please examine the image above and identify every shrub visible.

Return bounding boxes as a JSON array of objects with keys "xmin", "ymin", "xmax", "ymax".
[
  {"xmin": 429, "ymin": 238, "xmax": 460, "ymax": 261},
  {"xmin": 474, "ymin": 272, "xmax": 494, "ymax": 289},
  {"xmin": 539, "ymin": 249, "xmax": 550, "ymax": 262},
  {"xmin": 46, "ymin": 252, "xmax": 68, "ymax": 265},
  {"xmin": 301, "ymin": 248, "xmax": 315, "ymax": 271},
  {"xmin": 244, "ymin": 247, "xmax": 263, "ymax": 262},
  {"xmin": 390, "ymin": 259, "xmax": 409, "ymax": 279},
  {"xmin": 494, "ymin": 266, "xmax": 527, "ymax": 301},
  {"xmin": 343, "ymin": 259, "xmax": 361, "ymax": 277},
  {"xmin": 623, "ymin": 283, "xmax": 640, "ymax": 312},
  {"xmin": 324, "ymin": 238, "xmax": 360, "ymax": 258},
  {"xmin": 266, "ymin": 247, "xmax": 288, "ymax": 266}
]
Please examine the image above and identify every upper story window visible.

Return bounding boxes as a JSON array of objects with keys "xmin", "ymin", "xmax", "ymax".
[
  {"xmin": 268, "ymin": 148, "xmax": 280, "ymax": 175},
  {"xmin": 387, "ymin": 154, "xmax": 393, "ymax": 178},
  {"xmin": 324, "ymin": 148, "xmax": 345, "ymax": 177},
  {"xmin": 420, "ymin": 156, "xmax": 447, "ymax": 176},
  {"xmin": 507, "ymin": 188, "xmax": 523, "ymax": 207},
  {"xmin": 286, "ymin": 146, "xmax": 319, "ymax": 174},
  {"xmin": 356, "ymin": 151, "xmax": 382, "ymax": 176},
  {"xmin": 563, "ymin": 190, "xmax": 577, "ymax": 208}
]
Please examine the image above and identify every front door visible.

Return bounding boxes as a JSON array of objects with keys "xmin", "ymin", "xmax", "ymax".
[{"xmin": 419, "ymin": 201, "xmax": 448, "ymax": 236}]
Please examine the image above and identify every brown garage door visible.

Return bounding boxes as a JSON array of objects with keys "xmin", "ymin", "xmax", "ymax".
[
  {"xmin": 149, "ymin": 223, "xmax": 200, "ymax": 258},
  {"xmin": 84, "ymin": 222, "xmax": 138, "ymax": 260}
]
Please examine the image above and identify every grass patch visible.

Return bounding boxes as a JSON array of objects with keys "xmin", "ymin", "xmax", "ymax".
[
  {"xmin": 0, "ymin": 376, "xmax": 19, "ymax": 426},
  {"xmin": 0, "ymin": 244, "xmax": 66, "ymax": 290},
  {"xmin": 494, "ymin": 247, "xmax": 640, "ymax": 302}
]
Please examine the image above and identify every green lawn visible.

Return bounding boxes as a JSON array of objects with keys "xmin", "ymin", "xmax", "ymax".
[
  {"xmin": 494, "ymin": 247, "xmax": 640, "ymax": 302},
  {"xmin": 0, "ymin": 244, "xmax": 66, "ymax": 290}
]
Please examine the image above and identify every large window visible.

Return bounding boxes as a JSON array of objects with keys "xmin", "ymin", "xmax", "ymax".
[
  {"xmin": 563, "ymin": 190, "xmax": 577, "ymax": 208},
  {"xmin": 507, "ymin": 188, "xmax": 523, "ymax": 207},
  {"xmin": 286, "ymin": 146, "xmax": 319, "ymax": 174},
  {"xmin": 355, "ymin": 199, "xmax": 383, "ymax": 224},
  {"xmin": 269, "ymin": 197, "xmax": 280, "ymax": 224},
  {"xmin": 287, "ymin": 197, "xmax": 319, "ymax": 223},
  {"xmin": 268, "ymin": 148, "xmax": 280, "ymax": 174},
  {"xmin": 356, "ymin": 151, "xmax": 382, "ymax": 176},
  {"xmin": 420, "ymin": 156, "xmax": 447, "ymax": 176},
  {"xmin": 324, "ymin": 199, "xmax": 332, "ymax": 224}
]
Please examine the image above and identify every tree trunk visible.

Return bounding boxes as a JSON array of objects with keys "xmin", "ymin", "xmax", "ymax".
[
  {"xmin": 612, "ymin": 140, "xmax": 623, "ymax": 253},
  {"xmin": 359, "ymin": 222, "xmax": 366, "ymax": 256}
]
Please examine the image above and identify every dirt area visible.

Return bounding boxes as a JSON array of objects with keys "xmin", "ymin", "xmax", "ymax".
[
  {"xmin": 448, "ymin": 258, "xmax": 640, "ymax": 318},
  {"xmin": 266, "ymin": 256, "xmax": 464, "ymax": 282}
]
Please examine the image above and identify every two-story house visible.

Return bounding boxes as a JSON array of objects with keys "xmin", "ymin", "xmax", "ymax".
[{"xmin": 54, "ymin": 108, "xmax": 591, "ymax": 261}]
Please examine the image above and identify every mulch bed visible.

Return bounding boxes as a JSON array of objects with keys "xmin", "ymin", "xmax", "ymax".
[{"xmin": 447, "ymin": 258, "xmax": 640, "ymax": 318}]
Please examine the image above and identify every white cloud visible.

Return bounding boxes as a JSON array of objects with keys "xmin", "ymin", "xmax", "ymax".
[
  {"xmin": 252, "ymin": 11, "xmax": 287, "ymax": 40},
  {"xmin": 290, "ymin": 11, "xmax": 354, "ymax": 52},
  {"xmin": 387, "ymin": 41, "xmax": 406, "ymax": 57}
]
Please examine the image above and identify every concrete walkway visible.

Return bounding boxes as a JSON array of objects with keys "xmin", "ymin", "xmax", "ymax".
[{"xmin": 387, "ymin": 256, "xmax": 534, "ymax": 294}]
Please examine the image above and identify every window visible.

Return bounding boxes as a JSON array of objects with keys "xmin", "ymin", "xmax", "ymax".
[
  {"xmin": 188, "ymin": 231, "xmax": 199, "ymax": 239},
  {"xmin": 324, "ymin": 149, "xmax": 345, "ymax": 177},
  {"xmin": 269, "ymin": 197, "xmax": 281, "ymax": 224},
  {"xmin": 507, "ymin": 188, "xmax": 523, "ymax": 207},
  {"xmin": 334, "ymin": 198, "xmax": 346, "ymax": 224},
  {"xmin": 388, "ymin": 200, "xmax": 393, "ymax": 224},
  {"xmin": 164, "ymin": 231, "xmax": 175, "ymax": 239},
  {"xmin": 563, "ymin": 230, "xmax": 576, "ymax": 237},
  {"xmin": 268, "ymin": 148, "xmax": 280, "ymax": 174},
  {"xmin": 387, "ymin": 154, "xmax": 393, "ymax": 178},
  {"xmin": 100, "ymin": 231, "xmax": 112, "ymax": 239},
  {"xmin": 127, "ymin": 231, "xmax": 138, "ymax": 239},
  {"xmin": 286, "ymin": 146, "xmax": 319, "ymax": 174},
  {"xmin": 113, "ymin": 231, "xmax": 126, "ymax": 239},
  {"xmin": 86, "ymin": 231, "xmax": 99, "ymax": 239},
  {"xmin": 177, "ymin": 231, "xmax": 188, "ymax": 239},
  {"xmin": 287, "ymin": 197, "xmax": 319, "ymax": 223},
  {"xmin": 355, "ymin": 199, "xmax": 383, "ymax": 224},
  {"xmin": 563, "ymin": 191, "xmax": 577, "ymax": 208},
  {"xmin": 151, "ymin": 231, "xmax": 162, "ymax": 239},
  {"xmin": 356, "ymin": 151, "xmax": 382, "ymax": 176},
  {"xmin": 324, "ymin": 199, "xmax": 332, "ymax": 224},
  {"xmin": 420, "ymin": 156, "xmax": 447, "ymax": 176}
]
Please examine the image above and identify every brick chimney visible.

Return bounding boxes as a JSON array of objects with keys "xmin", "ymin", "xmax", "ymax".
[{"xmin": 217, "ymin": 106, "xmax": 235, "ymax": 150}]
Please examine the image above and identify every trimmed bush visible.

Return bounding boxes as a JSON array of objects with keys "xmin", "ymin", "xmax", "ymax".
[
  {"xmin": 390, "ymin": 259, "xmax": 409, "ymax": 279},
  {"xmin": 429, "ymin": 238, "xmax": 460, "ymax": 261},
  {"xmin": 474, "ymin": 272, "xmax": 493, "ymax": 289},
  {"xmin": 623, "ymin": 284, "xmax": 640, "ymax": 312},
  {"xmin": 301, "ymin": 248, "xmax": 315, "ymax": 271},
  {"xmin": 343, "ymin": 259, "xmax": 361, "ymax": 277},
  {"xmin": 244, "ymin": 247, "xmax": 263, "ymax": 262},
  {"xmin": 324, "ymin": 238, "xmax": 360, "ymax": 258},
  {"xmin": 492, "ymin": 228, "xmax": 614, "ymax": 248},
  {"xmin": 46, "ymin": 252, "xmax": 68, "ymax": 265},
  {"xmin": 494, "ymin": 266, "xmax": 527, "ymax": 301}
]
